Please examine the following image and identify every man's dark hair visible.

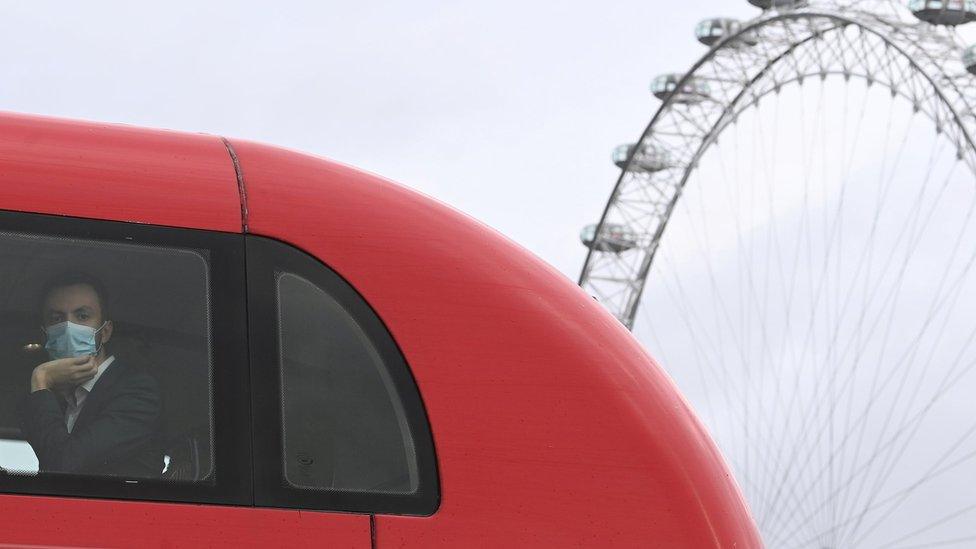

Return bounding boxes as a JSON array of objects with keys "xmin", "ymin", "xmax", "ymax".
[{"xmin": 37, "ymin": 271, "xmax": 111, "ymax": 322}]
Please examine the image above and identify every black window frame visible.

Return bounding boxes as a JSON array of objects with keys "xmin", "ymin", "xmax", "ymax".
[
  {"xmin": 246, "ymin": 235, "xmax": 439, "ymax": 516},
  {"xmin": 0, "ymin": 209, "xmax": 252, "ymax": 506}
]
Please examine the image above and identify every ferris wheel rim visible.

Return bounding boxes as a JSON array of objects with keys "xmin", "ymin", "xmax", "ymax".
[{"xmin": 579, "ymin": 5, "xmax": 976, "ymax": 330}]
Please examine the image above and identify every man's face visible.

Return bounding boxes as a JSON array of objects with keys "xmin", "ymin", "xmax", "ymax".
[
  {"xmin": 42, "ymin": 283, "xmax": 113, "ymax": 348},
  {"xmin": 43, "ymin": 283, "xmax": 103, "ymax": 328}
]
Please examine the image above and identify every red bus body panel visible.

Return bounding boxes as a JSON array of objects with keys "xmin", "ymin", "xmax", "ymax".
[
  {"xmin": 232, "ymin": 140, "xmax": 761, "ymax": 547},
  {"xmin": 0, "ymin": 494, "xmax": 370, "ymax": 548},
  {"xmin": 0, "ymin": 111, "xmax": 241, "ymax": 233},
  {"xmin": 0, "ymin": 112, "xmax": 761, "ymax": 547}
]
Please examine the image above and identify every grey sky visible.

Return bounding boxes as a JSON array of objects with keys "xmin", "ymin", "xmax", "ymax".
[{"xmin": 2, "ymin": 0, "xmax": 758, "ymax": 279}]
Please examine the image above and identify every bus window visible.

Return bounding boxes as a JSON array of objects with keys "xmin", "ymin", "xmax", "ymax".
[
  {"xmin": 0, "ymin": 231, "xmax": 214, "ymax": 484},
  {"xmin": 246, "ymin": 236, "xmax": 438, "ymax": 515},
  {"xmin": 277, "ymin": 272, "xmax": 417, "ymax": 493}
]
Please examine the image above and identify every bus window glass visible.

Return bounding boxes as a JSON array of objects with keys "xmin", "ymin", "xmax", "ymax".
[
  {"xmin": 0, "ymin": 231, "xmax": 214, "ymax": 483},
  {"xmin": 276, "ymin": 272, "xmax": 419, "ymax": 494}
]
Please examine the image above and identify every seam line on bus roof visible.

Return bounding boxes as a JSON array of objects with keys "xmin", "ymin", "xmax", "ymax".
[{"xmin": 221, "ymin": 136, "xmax": 249, "ymax": 233}]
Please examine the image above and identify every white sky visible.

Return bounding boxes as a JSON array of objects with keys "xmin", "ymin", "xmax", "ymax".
[{"xmin": 1, "ymin": 0, "xmax": 759, "ymax": 279}]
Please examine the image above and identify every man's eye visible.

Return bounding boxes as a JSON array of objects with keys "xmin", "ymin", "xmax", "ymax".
[{"xmin": 77, "ymin": 313, "xmax": 89, "ymax": 321}]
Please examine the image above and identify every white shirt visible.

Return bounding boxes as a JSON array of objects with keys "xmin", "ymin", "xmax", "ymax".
[{"xmin": 65, "ymin": 355, "xmax": 115, "ymax": 434}]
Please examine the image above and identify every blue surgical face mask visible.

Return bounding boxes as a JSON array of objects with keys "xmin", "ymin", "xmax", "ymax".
[{"xmin": 44, "ymin": 321, "xmax": 106, "ymax": 360}]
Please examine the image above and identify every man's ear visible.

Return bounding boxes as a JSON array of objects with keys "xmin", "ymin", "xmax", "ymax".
[{"xmin": 100, "ymin": 320, "xmax": 113, "ymax": 345}]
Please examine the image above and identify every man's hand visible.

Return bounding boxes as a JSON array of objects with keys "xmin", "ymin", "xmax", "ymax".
[{"xmin": 30, "ymin": 356, "xmax": 97, "ymax": 393}]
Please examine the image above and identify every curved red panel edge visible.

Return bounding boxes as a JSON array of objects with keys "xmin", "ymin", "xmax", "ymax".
[{"xmin": 229, "ymin": 138, "xmax": 762, "ymax": 548}]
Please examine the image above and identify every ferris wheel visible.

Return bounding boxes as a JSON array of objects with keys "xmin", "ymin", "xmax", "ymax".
[{"xmin": 580, "ymin": 1, "xmax": 976, "ymax": 547}]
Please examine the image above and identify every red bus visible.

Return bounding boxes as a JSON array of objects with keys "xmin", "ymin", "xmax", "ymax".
[{"xmin": 0, "ymin": 111, "xmax": 760, "ymax": 547}]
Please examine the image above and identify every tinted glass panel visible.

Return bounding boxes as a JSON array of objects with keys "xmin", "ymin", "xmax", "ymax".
[
  {"xmin": 0, "ymin": 231, "xmax": 214, "ymax": 483},
  {"xmin": 277, "ymin": 273, "xmax": 418, "ymax": 493}
]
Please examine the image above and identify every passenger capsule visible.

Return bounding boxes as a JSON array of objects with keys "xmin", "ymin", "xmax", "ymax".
[
  {"xmin": 651, "ymin": 74, "xmax": 710, "ymax": 104},
  {"xmin": 695, "ymin": 18, "xmax": 757, "ymax": 47},
  {"xmin": 747, "ymin": 0, "xmax": 807, "ymax": 9},
  {"xmin": 965, "ymin": 45, "xmax": 976, "ymax": 74},
  {"xmin": 612, "ymin": 143, "xmax": 672, "ymax": 173},
  {"xmin": 580, "ymin": 223, "xmax": 638, "ymax": 253},
  {"xmin": 909, "ymin": 0, "xmax": 976, "ymax": 25}
]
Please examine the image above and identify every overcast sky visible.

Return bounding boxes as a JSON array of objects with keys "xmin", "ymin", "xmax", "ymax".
[
  {"xmin": 1, "ymin": 0, "xmax": 762, "ymax": 279},
  {"xmin": 8, "ymin": 2, "xmax": 976, "ymax": 546}
]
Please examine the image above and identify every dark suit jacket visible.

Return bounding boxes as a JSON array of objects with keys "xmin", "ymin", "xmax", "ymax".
[{"xmin": 20, "ymin": 357, "xmax": 163, "ymax": 478}]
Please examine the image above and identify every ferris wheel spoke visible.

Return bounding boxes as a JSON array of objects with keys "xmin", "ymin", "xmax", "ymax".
[
  {"xmin": 792, "ymin": 412, "xmax": 976, "ymax": 547},
  {"xmin": 745, "ymin": 90, "xmax": 811, "ymax": 518},
  {"xmin": 770, "ymin": 150, "xmax": 972, "ymax": 547},
  {"xmin": 764, "ymin": 82, "xmax": 857, "ymax": 543},
  {"xmin": 653, "ymin": 249, "xmax": 755, "ymax": 441},
  {"xmin": 850, "ymin": 418, "xmax": 976, "ymax": 546},
  {"xmin": 751, "ymin": 80, "xmax": 828, "ymax": 519},
  {"xmin": 823, "ymin": 75, "xmax": 870, "ymax": 536},
  {"xmin": 875, "ymin": 507, "xmax": 976, "ymax": 548},
  {"xmin": 842, "ymin": 194, "xmax": 976, "ymax": 545},
  {"xmin": 832, "ymin": 100, "xmax": 909, "ymax": 541},
  {"xmin": 834, "ymin": 157, "xmax": 967, "ymax": 515},
  {"xmin": 758, "ymin": 81, "xmax": 867, "ymax": 534},
  {"xmin": 683, "ymin": 135, "xmax": 787, "ymax": 501},
  {"xmin": 744, "ymin": 81, "xmax": 948, "ymax": 544},
  {"xmin": 821, "ymin": 74, "xmax": 904, "ymax": 537},
  {"xmin": 766, "ymin": 142, "xmax": 950, "ymax": 544},
  {"xmin": 796, "ymin": 441, "xmax": 976, "ymax": 547}
]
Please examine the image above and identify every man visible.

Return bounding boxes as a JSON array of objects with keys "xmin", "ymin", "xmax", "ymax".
[{"xmin": 20, "ymin": 272, "xmax": 163, "ymax": 478}]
